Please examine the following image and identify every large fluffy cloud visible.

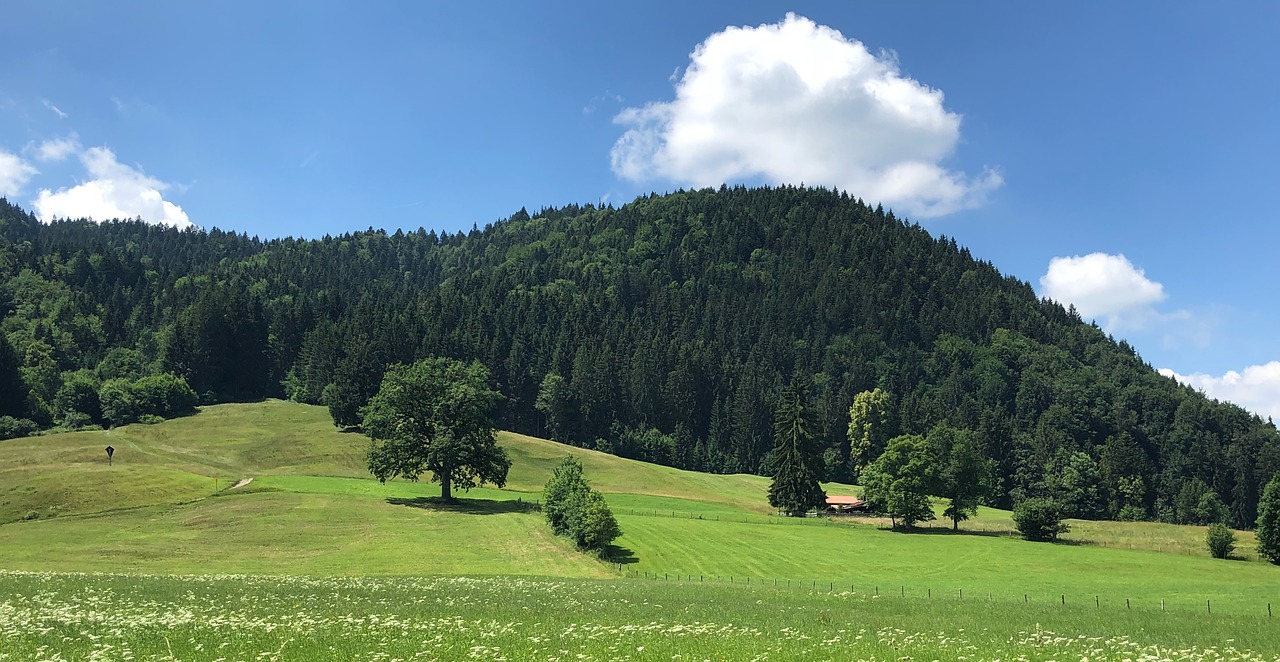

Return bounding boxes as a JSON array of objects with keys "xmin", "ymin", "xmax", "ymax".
[
  {"xmin": 32, "ymin": 146, "xmax": 193, "ymax": 229},
  {"xmin": 1039, "ymin": 253, "xmax": 1168, "ymax": 331},
  {"xmin": 1160, "ymin": 363, "xmax": 1280, "ymax": 421},
  {"xmin": 0, "ymin": 150, "xmax": 38, "ymax": 197},
  {"xmin": 610, "ymin": 13, "xmax": 1002, "ymax": 218}
]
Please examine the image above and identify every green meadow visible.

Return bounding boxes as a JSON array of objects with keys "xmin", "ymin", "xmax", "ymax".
[{"xmin": 3, "ymin": 400, "xmax": 1280, "ymax": 659}]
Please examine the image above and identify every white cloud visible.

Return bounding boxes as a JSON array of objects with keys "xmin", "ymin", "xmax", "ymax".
[
  {"xmin": 0, "ymin": 150, "xmax": 39, "ymax": 197},
  {"xmin": 1160, "ymin": 363, "xmax": 1280, "ymax": 421},
  {"xmin": 29, "ymin": 135, "xmax": 80, "ymax": 162},
  {"xmin": 41, "ymin": 99, "xmax": 68, "ymax": 119},
  {"xmin": 32, "ymin": 146, "xmax": 194, "ymax": 229},
  {"xmin": 1040, "ymin": 253, "xmax": 1170, "ymax": 331},
  {"xmin": 610, "ymin": 13, "xmax": 1002, "ymax": 218}
]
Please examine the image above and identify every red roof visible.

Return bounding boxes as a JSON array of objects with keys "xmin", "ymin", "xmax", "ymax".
[{"xmin": 825, "ymin": 495, "xmax": 865, "ymax": 506}]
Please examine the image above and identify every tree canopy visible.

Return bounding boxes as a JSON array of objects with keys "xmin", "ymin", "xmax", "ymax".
[
  {"xmin": 364, "ymin": 358, "xmax": 510, "ymax": 501},
  {"xmin": 861, "ymin": 434, "xmax": 936, "ymax": 529}
]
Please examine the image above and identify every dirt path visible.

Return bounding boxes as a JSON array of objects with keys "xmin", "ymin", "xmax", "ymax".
[{"xmin": 230, "ymin": 477, "xmax": 254, "ymax": 489}]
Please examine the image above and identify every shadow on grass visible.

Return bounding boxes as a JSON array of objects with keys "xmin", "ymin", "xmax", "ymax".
[
  {"xmin": 600, "ymin": 544, "xmax": 639, "ymax": 565},
  {"xmin": 882, "ymin": 525, "xmax": 1089, "ymax": 545},
  {"xmin": 886, "ymin": 526, "xmax": 1017, "ymax": 539},
  {"xmin": 386, "ymin": 496, "xmax": 539, "ymax": 515}
]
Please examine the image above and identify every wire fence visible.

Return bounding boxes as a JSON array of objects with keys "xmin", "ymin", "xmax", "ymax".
[{"xmin": 614, "ymin": 568, "xmax": 1275, "ymax": 619}]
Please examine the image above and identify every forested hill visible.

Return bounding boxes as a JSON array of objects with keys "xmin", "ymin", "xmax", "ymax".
[{"xmin": 2, "ymin": 186, "xmax": 1277, "ymax": 527}]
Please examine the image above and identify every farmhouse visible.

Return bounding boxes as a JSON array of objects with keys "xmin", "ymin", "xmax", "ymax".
[{"xmin": 824, "ymin": 495, "xmax": 867, "ymax": 514}]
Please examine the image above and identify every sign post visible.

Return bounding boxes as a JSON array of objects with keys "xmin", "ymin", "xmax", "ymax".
[{"xmin": 105, "ymin": 445, "xmax": 114, "ymax": 466}]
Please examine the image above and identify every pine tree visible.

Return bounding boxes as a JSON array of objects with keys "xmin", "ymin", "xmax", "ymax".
[
  {"xmin": 1256, "ymin": 474, "xmax": 1280, "ymax": 564},
  {"xmin": 768, "ymin": 379, "xmax": 825, "ymax": 516}
]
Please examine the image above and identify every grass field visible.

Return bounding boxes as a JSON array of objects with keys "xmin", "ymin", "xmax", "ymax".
[
  {"xmin": 3, "ymin": 400, "xmax": 1280, "ymax": 658},
  {"xmin": 2, "ymin": 571, "xmax": 1276, "ymax": 661}
]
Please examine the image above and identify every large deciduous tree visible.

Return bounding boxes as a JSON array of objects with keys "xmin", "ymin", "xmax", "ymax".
[
  {"xmin": 768, "ymin": 379, "xmax": 826, "ymax": 516},
  {"xmin": 862, "ymin": 434, "xmax": 936, "ymax": 529},
  {"xmin": 847, "ymin": 388, "xmax": 891, "ymax": 479},
  {"xmin": 928, "ymin": 424, "xmax": 994, "ymax": 530},
  {"xmin": 364, "ymin": 358, "xmax": 510, "ymax": 502}
]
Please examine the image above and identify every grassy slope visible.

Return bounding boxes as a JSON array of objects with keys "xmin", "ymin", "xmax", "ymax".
[{"xmin": 2, "ymin": 400, "xmax": 1278, "ymax": 616}]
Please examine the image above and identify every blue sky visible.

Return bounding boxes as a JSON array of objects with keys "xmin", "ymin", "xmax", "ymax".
[{"xmin": 2, "ymin": 2, "xmax": 1278, "ymax": 417}]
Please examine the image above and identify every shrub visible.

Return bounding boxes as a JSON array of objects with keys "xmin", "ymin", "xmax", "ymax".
[
  {"xmin": 0, "ymin": 416, "xmax": 38, "ymax": 440},
  {"xmin": 1206, "ymin": 522, "xmax": 1236, "ymax": 559},
  {"xmin": 54, "ymin": 372, "xmax": 102, "ymax": 425},
  {"xmin": 99, "ymin": 378, "xmax": 140, "ymax": 427},
  {"xmin": 572, "ymin": 491, "xmax": 621, "ymax": 551},
  {"xmin": 543, "ymin": 455, "xmax": 621, "ymax": 553},
  {"xmin": 1117, "ymin": 504, "xmax": 1147, "ymax": 522},
  {"xmin": 1012, "ymin": 497, "xmax": 1070, "ymax": 542},
  {"xmin": 132, "ymin": 373, "xmax": 198, "ymax": 418},
  {"xmin": 99, "ymin": 373, "xmax": 198, "ymax": 427},
  {"xmin": 543, "ymin": 456, "xmax": 587, "ymax": 536}
]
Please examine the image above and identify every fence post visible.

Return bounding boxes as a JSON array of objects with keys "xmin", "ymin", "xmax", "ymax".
[
  {"xmin": 1095, "ymin": 595, "xmax": 1099, "ymax": 608},
  {"xmin": 959, "ymin": 588, "xmax": 962, "ymax": 600},
  {"xmin": 900, "ymin": 585, "xmax": 904, "ymax": 598},
  {"xmin": 1126, "ymin": 598, "xmax": 1130, "ymax": 610},
  {"xmin": 1024, "ymin": 594, "xmax": 1028, "ymax": 603},
  {"xmin": 1161, "ymin": 599, "xmax": 1165, "ymax": 612},
  {"xmin": 1061, "ymin": 594, "xmax": 1065, "ymax": 606},
  {"xmin": 928, "ymin": 588, "xmax": 931, "ymax": 599},
  {"xmin": 1207, "ymin": 600, "xmax": 1211, "ymax": 615},
  {"xmin": 1269, "ymin": 602, "xmax": 1272, "ymax": 618}
]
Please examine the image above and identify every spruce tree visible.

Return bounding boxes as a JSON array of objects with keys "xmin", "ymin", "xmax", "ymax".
[
  {"xmin": 768, "ymin": 379, "xmax": 825, "ymax": 516},
  {"xmin": 1256, "ymin": 474, "xmax": 1280, "ymax": 564}
]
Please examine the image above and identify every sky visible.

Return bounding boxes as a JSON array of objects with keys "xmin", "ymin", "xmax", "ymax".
[{"xmin": 2, "ymin": 2, "xmax": 1278, "ymax": 419}]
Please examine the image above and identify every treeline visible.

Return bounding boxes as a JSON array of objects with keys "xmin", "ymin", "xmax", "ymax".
[{"xmin": 1, "ymin": 187, "xmax": 1277, "ymax": 527}]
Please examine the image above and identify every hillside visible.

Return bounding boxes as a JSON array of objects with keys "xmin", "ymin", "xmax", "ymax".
[
  {"xmin": 1, "ymin": 401, "xmax": 1277, "ymax": 620},
  {"xmin": 2, "ymin": 187, "xmax": 1279, "ymax": 528}
]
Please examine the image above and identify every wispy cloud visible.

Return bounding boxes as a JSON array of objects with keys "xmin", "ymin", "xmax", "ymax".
[
  {"xmin": 583, "ymin": 92, "xmax": 623, "ymax": 116},
  {"xmin": 300, "ymin": 150, "xmax": 320, "ymax": 168},
  {"xmin": 27, "ymin": 134, "xmax": 80, "ymax": 162},
  {"xmin": 41, "ymin": 99, "xmax": 68, "ymax": 119}
]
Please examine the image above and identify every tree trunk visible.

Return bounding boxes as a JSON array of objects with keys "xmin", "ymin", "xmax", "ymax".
[
  {"xmin": 441, "ymin": 468, "xmax": 454, "ymax": 502},
  {"xmin": 953, "ymin": 518, "xmax": 959, "ymax": 531}
]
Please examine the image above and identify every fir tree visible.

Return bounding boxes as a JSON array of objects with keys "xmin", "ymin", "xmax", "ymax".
[
  {"xmin": 768, "ymin": 379, "xmax": 825, "ymax": 516},
  {"xmin": 1256, "ymin": 474, "xmax": 1280, "ymax": 564}
]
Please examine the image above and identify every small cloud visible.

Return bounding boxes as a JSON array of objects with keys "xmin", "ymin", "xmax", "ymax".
[
  {"xmin": 583, "ymin": 92, "xmax": 624, "ymax": 116},
  {"xmin": 32, "ymin": 146, "xmax": 194, "ymax": 229},
  {"xmin": 1160, "ymin": 363, "xmax": 1280, "ymax": 421},
  {"xmin": 1039, "ymin": 253, "xmax": 1175, "ymax": 332},
  {"xmin": 41, "ymin": 99, "xmax": 68, "ymax": 119},
  {"xmin": 0, "ymin": 150, "xmax": 39, "ymax": 196},
  {"xmin": 610, "ymin": 13, "xmax": 1002, "ymax": 218},
  {"xmin": 111, "ymin": 97, "xmax": 127, "ymax": 112},
  {"xmin": 28, "ymin": 134, "xmax": 80, "ymax": 162}
]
